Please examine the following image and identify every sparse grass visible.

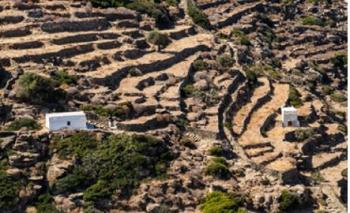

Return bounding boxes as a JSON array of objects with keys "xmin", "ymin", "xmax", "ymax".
[
  {"xmin": 81, "ymin": 102, "xmax": 132, "ymax": 119},
  {"xmin": 301, "ymin": 16, "xmax": 325, "ymax": 26},
  {"xmin": 337, "ymin": 124, "xmax": 347, "ymax": 134},
  {"xmin": 3, "ymin": 117, "xmax": 41, "ymax": 131},
  {"xmin": 216, "ymin": 54, "xmax": 235, "ymax": 68},
  {"xmin": 311, "ymin": 170, "xmax": 325, "ymax": 183},
  {"xmin": 232, "ymin": 29, "xmax": 251, "ymax": 46},
  {"xmin": 200, "ymin": 191, "xmax": 245, "ymax": 213},
  {"xmin": 330, "ymin": 92, "xmax": 347, "ymax": 103}
]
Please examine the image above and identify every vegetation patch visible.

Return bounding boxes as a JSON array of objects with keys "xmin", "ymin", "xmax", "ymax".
[
  {"xmin": 180, "ymin": 136, "xmax": 197, "ymax": 149},
  {"xmin": 16, "ymin": 73, "xmax": 65, "ymax": 106},
  {"xmin": 200, "ymin": 191, "xmax": 246, "ymax": 213},
  {"xmin": 193, "ymin": 59, "xmax": 209, "ymax": 71},
  {"xmin": 330, "ymin": 92, "xmax": 347, "ymax": 103},
  {"xmin": 187, "ymin": 0, "xmax": 211, "ymax": 29},
  {"xmin": 208, "ymin": 146, "xmax": 225, "ymax": 156},
  {"xmin": 205, "ymin": 158, "xmax": 230, "ymax": 179},
  {"xmin": 301, "ymin": 16, "xmax": 325, "ymax": 26},
  {"xmin": 51, "ymin": 70, "xmax": 77, "ymax": 86},
  {"xmin": 182, "ymin": 84, "xmax": 220, "ymax": 106},
  {"xmin": 81, "ymin": 102, "xmax": 133, "ymax": 119},
  {"xmin": 279, "ymin": 189, "xmax": 303, "ymax": 212},
  {"xmin": 146, "ymin": 30, "xmax": 170, "ymax": 51},
  {"xmin": 51, "ymin": 132, "xmax": 175, "ymax": 210},
  {"xmin": 331, "ymin": 53, "xmax": 347, "ymax": 69},
  {"xmin": 216, "ymin": 54, "xmax": 235, "ymax": 69},
  {"xmin": 294, "ymin": 128, "xmax": 314, "ymax": 142},
  {"xmin": 288, "ymin": 86, "xmax": 302, "ymax": 108},
  {"xmin": 232, "ymin": 29, "xmax": 251, "ymax": 46},
  {"xmin": 3, "ymin": 117, "xmax": 41, "ymax": 131},
  {"xmin": 35, "ymin": 193, "xmax": 61, "ymax": 213},
  {"xmin": 90, "ymin": 0, "xmax": 173, "ymax": 28}
]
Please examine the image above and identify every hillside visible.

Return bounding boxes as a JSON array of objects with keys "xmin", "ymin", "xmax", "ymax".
[{"xmin": 0, "ymin": 0, "xmax": 347, "ymax": 212}]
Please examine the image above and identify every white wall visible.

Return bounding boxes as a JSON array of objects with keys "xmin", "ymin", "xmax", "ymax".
[{"xmin": 47, "ymin": 115, "xmax": 87, "ymax": 131}]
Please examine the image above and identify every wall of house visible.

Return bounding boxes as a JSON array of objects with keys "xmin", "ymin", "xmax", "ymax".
[{"xmin": 47, "ymin": 115, "xmax": 87, "ymax": 131}]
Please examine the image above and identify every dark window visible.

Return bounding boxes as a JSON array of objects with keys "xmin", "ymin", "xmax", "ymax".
[{"xmin": 67, "ymin": 121, "xmax": 71, "ymax": 126}]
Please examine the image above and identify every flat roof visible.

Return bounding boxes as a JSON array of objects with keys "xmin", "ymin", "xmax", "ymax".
[
  {"xmin": 46, "ymin": 111, "xmax": 86, "ymax": 118},
  {"xmin": 282, "ymin": 107, "xmax": 297, "ymax": 112}
]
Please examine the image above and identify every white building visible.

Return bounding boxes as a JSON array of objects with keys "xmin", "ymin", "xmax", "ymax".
[
  {"xmin": 45, "ymin": 111, "xmax": 87, "ymax": 131},
  {"xmin": 281, "ymin": 106, "xmax": 300, "ymax": 127}
]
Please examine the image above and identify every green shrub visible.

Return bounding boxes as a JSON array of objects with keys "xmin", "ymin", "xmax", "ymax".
[
  {"xmin": 341, "ymin": 168, "xmax": 347, "ymax": 178},
  {"xmin": 245, "ymin": 70, "xmax": 258, "ymax": 85},
  {"xmin": 180, "ymin": 136, "xmax": 197, "ymax": 149},
  {"xmin": 89, "ymin": 0, "xmax": 131, "ymax": 7},
  {"xmin": 0, "ymin": 171, "xmax": 21, "ymax": 210},
  {"xmin": 294, "ymin": 128, "xmax": 314, "ymax": 142},
  {"xmin": 279, "ymin": 190, "xmax": 300, "ymax": 212},
  {"xmin": 200, "ymin": 191, "xmax": 245, "ymax": 213},
  {"xmin": 52, "ymin": 133, "xmax": 174, "ymax": 209},
  {"xmin": 3, "ymin": 117, "xmax": 41, "ymax": 131},
  {"xmin": 51, "ymin": 70, "xmax": 77, "ymax": 86},
  {"xmin": 54, "ymin": 166, "xmax": 95, "ymax": 193},
  {"xmin": 239, "ymin": 36, "xmax": 251, "ymax": 46},
  {"xmin": 288, "ymin": 86, "xmax": 302, "ymax": 108},
  {"xmin": 16, "ymin": 73, "xmax": 64, "ymax": 105},
  {"xmin": 193, "ymin": 59, "xmax": 209, "ymax": 71},
  {"xmin": 146, "ymin": 30, "xmax": 170, "ymax": 51},
  {"xmin": 321, "ymin": 85, "xmax": 334, "ymax": 95},
  {"xmin": 211, "ymin": 157, "xmax": 228, "ymax": 166},
  {"xmin": 81, "ymin": 102, "xmax": 132, "ymax": 119},
  {"xmin": 182, "ymin": 84, "xmax": 198, "ymax": 97},
  {"xmin": 231, "ymin": 29, "xmax": 251, "ymax": 46},
  {"xmin": 205, "ymin": 159, "xmax": 230, "ymax": 179},
  {"xmin": 301, "ymin": 16, "xmax": 325, "ymax": 26},
  {"xmin": 128, "ymin": 0, "xmax": 172, "ymax": 28},
  {"xmin": 187, "ymin": 0, "xmax": 211, "ymax": 29},
  {"xmin": 311, "ymin": 170, "xmax": 325, "ymax": 183},
  {"xmin": 208, "ymin": 146, "xmax": 225, "ymax": 156},
  {"xmin": 331, "ymin": 53, "xmax": 347, "ymax": 69},
  {"xmin": 36, "ymin": 193, "xmax": 61, "ymax": 213},
  {"xmin": 330, "ymin": 92, "xmax": 347, "ymax": 102},
  {"xmin": 90, "ymin": 0, "xmax": 173, "ymax": 28},
  {"xmin": 337, "ymin": 124, "xmax": 347, "ymax": 134},
  {"xmin": 216, "ymin": 54, "xmax": 234, "ymax": 68}
]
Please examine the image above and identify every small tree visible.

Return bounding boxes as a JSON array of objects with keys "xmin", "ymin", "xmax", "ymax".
[{"xmin": 147, "ymin": 30, "xmax": 169, "ymax": 52}]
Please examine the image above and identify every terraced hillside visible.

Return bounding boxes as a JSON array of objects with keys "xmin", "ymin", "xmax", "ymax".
[{"xmin": 0, "ymin": 0, "xmax": 347, "ymax": 212}]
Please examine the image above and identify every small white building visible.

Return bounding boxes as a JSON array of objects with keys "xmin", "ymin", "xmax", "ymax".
[
  {"xmin": 45, "ymin": 111, "xmax": 87, "ymax": 131},
  {"xmin": 281, "ymin": 106, "xmax": 300, "ymax": 127}
]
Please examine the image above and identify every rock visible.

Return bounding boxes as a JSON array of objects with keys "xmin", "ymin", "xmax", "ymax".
[
  {"xmin": 47, "ymin": 154, "xmax": 74, "ymax": 185},
  {"xmin": 194, "ymin": 79, "xmax": 209, "ymax": 91},
  {"xmin": 6, "ymin": 168, "xmax": 22, "ymax": 177}
]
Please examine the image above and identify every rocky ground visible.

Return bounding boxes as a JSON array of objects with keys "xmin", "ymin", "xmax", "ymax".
[{"xmin": 0, "ymin": 0, "xmax": 347, "ymax": 212}]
